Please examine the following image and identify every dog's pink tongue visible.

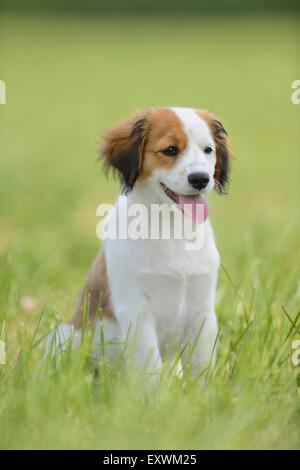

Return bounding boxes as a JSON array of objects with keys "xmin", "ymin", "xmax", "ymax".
[{"xmin": 178, "ymin": 194, "xmax": 209, "ymax": 224}]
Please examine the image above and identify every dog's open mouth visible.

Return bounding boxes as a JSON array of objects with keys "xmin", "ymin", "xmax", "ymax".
[{"xmin": 160, "ymin": 182, "xmax": 209, "ymax": 224}]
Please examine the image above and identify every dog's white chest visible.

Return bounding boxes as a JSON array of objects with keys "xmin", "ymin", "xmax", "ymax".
[
  {"xmin": 139, "ymin": 271, "xmax": 186, "ymax": 338},
  {"xmin": 104, "ymin": 202, "xmax": 220, "ymax": 355},
  {"xmin": 137, "ymin": 235, "xmax": 219, "ymax": 348},
  {"xmin": 139, "ymin": 269, "xmax": 215, "ymax": 348}
]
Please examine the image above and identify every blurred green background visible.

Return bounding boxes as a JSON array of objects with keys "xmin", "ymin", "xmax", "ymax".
[
  {"xmin": 1, "ymin": 1, "xmax": 300, "ymax": 450},
  {"xmin": 1, "ymin": 0, "xmax": 300, "ymax": 14}
]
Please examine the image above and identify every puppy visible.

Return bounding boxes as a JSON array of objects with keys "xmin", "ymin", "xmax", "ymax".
[{"xmin": 55, "ymin": 108, "xmax": 231, "ymax": 381}]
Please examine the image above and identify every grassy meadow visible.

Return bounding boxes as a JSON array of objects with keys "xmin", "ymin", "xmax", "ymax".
[{"xmin": 0, "ymin": 13, "xmax": 300, "ymax": 449}]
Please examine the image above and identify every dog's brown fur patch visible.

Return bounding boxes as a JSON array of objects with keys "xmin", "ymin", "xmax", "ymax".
[
  {"xmin": 140, "ymin": 108, "xmax": 188, "ymax": 179},
  {"xmin": 70, "ymin": 252, "xmax": 115, "ymax": 329},
  {"xmin": 197, "ymin": 109, "xmax": 230, "ymax": 190},
  {"xmin": 102, "ymin": 111, "xmax": 148, "ymax": 190}
]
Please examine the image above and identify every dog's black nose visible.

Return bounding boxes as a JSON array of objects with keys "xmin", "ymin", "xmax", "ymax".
[{"xmin": 188, "ymin": 172, "xmax": 210, "ymax": 190}]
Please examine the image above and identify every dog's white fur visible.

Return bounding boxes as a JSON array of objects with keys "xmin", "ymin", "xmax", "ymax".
[{"xmin": 50, "ymin": 107, "xmax": 229, "ymax": 382}]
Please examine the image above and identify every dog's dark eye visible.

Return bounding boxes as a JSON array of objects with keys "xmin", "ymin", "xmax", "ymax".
[
  {"xmin": 161, "ymin": 146, "xmax": 179, "ymax": 157},
  {"xmin": 204, "ymin": 146, "xmax": 213, "ymax": 154}
]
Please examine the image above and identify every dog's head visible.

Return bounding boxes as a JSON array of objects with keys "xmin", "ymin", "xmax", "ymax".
[{"xmin": 101, "ymin": 107, "xmax": 231, "ymax": 221}]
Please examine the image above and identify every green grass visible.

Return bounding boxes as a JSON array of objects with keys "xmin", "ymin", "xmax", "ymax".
[{"xmin": 1, "ymin": 12, "xmax": 300, "ymax": 449}]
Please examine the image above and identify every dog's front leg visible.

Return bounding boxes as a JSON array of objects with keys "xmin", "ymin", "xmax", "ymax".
[
  {"xmin": 181, "ymin": 312, "xmax": 218, "ymax": 385},
  {"xmin": 117, "ymin": 306, "xmax": 163, "ymax": 382}
]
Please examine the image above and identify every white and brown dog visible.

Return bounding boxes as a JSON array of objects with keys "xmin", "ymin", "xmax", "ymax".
[{"xmin": 52, "ymin": 107, "xmax": 231, "ymax": 381}]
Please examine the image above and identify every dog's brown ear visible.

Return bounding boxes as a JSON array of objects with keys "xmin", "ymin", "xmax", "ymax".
[
  {"xmin": 210, "ymin": 118, "xmax": 231, "ymax": 194},
  {"xmin": 101, "ymin": 114, "xmax": 148, "ymax": 192}
]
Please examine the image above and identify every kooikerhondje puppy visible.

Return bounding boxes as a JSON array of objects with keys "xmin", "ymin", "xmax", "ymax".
[{"xmin": 54, "ymin": 107, "xmax": 231, "ymax": 381}]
